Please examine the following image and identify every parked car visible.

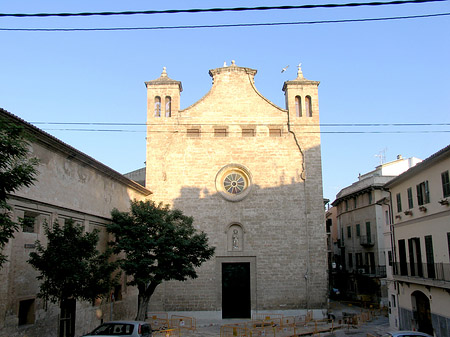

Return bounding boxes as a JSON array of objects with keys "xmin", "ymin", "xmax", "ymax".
[
  {"xmin": 83, "ymin": 321, "xmax": 152, "ymax": 337},
  {"xmin": 382, "ymin": 331, "xmax": 433, "ymax": 337}
]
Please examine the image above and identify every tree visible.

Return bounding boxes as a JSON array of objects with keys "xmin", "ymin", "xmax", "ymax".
[
  {"xmin": 28, "ymin": 219, "xmax": 117, "ymax": 336},
  {"xmin": 0, "ymin": 116, "xmax": 39, "ymax": 268},
  {"xmin": 107, "ymin": 200, "xmax": 215, "ymax": 321}
]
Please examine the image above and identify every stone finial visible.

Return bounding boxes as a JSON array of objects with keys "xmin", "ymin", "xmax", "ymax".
[
  {"xmin": 223, "ymin": 61, "xmax": 227, "ymax": 67},
  {"xmin": 297, "ymin": 63, "xmax": 304, "ymax": 79},
  {"xmin": 161, "ymin": 67, "xmax": 168, "ymax": 77},
  {"xmin": 231, "ymin": 60, "xmax": 236, "ymax": 66}
]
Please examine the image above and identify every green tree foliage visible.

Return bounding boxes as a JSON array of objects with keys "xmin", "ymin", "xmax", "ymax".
[
  {"xmin": 28, "ymin": 219, "xmax": 118, "ymax": 305},
  {"xmin": 0, "ymin": 116, "xmax": 39, "ymax": 267},
  {"xmin": 108, "ymin": 200, "xmax": 215, "ymax": 320}
]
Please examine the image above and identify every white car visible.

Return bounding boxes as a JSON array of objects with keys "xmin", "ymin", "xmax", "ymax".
[
  {"xmin": 382, "ymin": 331, "xmax": 433, "ymax": 337},
  {"xmin": 83, "ymin": 320, "xmax": 152, "ymax": 337}
]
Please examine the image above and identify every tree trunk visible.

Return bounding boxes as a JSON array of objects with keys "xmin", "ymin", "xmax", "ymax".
[{"xmin": 135, "ymin": 282, "xmax": 158, "ymax": 321}]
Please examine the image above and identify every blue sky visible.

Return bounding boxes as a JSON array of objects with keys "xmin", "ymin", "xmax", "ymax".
[{"xmin": 1, "ymin": 0, "xmax": 449, "ymax": 201}]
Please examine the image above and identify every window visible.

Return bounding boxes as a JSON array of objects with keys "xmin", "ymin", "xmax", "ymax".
[
  {"xmin": 425, "ymin": 235, "xmax": 435, "ymax": 278},
  {"xmin": 388, "ymin": 251, "xmax": 393, "ymax": 266},
  {"xmin": 368, "ymin": 191, "xmax": 372, "ymax": 204},
  {"xmin": 345, "ymin": 200, "xmax": 349, "ymax": 211},
  {"xmin": 154, "ymin": 96, "xmax": 161, "ymax": 117},
  {"xmin": 442, "ymin": 170, "xmax": 450, "ymax": 197},
  {"xmin": 269, "ymin": 128, "xmax": 282, "ymax": 137},
  {"xmin": 354, "ymin": 197, "xmax": 357, "ymax": 209},
  {"xmin": 416, "ymin": 181, "xmax": 430, "ymax": 205},
  {"xmin": 348, "ymin": 253, "xmax": 353, "ymax": 268},
  {"xmin": 407, "ymin": 187, "xmax": 414, "ymax": 209},
  {"xmin": 18, "ymin": 299, "xmax": 35, "ymax": 325},
  {"xmin": 242, "ymin": 128, "xmax": 255, "ymax": 137},
  {"xmin": 22, "ymin": 212, "xmax": 38, "ymax": 233},
  {"xmin": 295, "ymin": 96, "xmax": 302, "ymax": 117},
  {"xmin": 305, "ymin": 95, "xmax": 312, "ymax": 117},
  {"xmin": 396, "ymin": 193, "xmax": 402, "ymax": 212},
  {"xmin": 187, "ymin": 129, "xmax": 200, "ymax": 137},
  {"xmin": 356, "ymin": 224, "xmax": 360, "ymax": 237},
  {"xmin": 366, "ymin": 222, "xmax": 371, "ymax": 242},
  {"xmin": 347, "ymin": 226, "xmax": 352, "ymax": 238},
  {"xmin": 356, "ymin": 253, "xmax": 363, "ymax": 267},
  {"xmin": 165, "ymin": 96, "xmax": 171, "ymax": 117},
  {"xmin": 214, "ymin": 128, "xmax": 227, "ymax": 137},
  {"xmin": 391, "ymin": 294, "xmax": 396, "ymax": 307},
  {"xmin": 447, "ymin": 232, "xmax": 450, "ymax": 263}
]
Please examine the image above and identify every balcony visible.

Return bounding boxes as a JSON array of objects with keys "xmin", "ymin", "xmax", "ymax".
[
  {"xmin": 393, "ymin": 262, "xmax": 450, "ymax": 282},
  {"xmin": 354, "ymin": 265, "xmax": 386, "ymax": 277},
  {"xmin": 359, "ymin": 235, "xmax": 375, "ymax": 247}
]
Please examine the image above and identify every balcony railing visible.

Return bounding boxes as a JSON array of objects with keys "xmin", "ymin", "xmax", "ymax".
[
  {"xmin": 393, "ymin": 262, "xmax": 450, "ymax": 281},
  {"xmin": 359, "ymin": 235, "xmax": 375, "ymax": 247},
  {"xmin": 354, "ymin": 265, "xmax": 386, "ymax": 277}
]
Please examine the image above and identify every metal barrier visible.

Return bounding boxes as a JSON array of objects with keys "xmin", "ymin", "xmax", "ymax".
[
  {"xmin": 169, "ymin": 315, "xmax": 196, "ymax": 332},
  {"xmin": 147, "ymin": 312, "xmax": 170, "ymax": 331},
  {"xmin": 153, "ymin": 328, "xmax": 180, "ymax": 337},
  {"xmin": 252, "ymin": 313, "xmax": 284, "ymax": 321},
  {"xmin": 220, "ymin": 325, "xmax": 248, "ymax": 337}
]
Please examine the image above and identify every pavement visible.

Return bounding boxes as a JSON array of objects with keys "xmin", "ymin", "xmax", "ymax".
[{"xmin": 164, "ymin": 301, "xmax": 392, "ymax": 337}]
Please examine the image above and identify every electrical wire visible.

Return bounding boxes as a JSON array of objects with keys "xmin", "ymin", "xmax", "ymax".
[
  {"xmin": 29, "ymin": 122, "xmax": 450, "ymax": 127},
  {"xmin": 0, "ymin": 0, "xmax": 445, "ymax": 18},
  {"xmin": 1, "ymin": 12, "xmax": 448, "ymax": 32}
]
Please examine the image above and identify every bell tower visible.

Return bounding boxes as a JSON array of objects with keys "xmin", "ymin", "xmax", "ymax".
[
  {"xmin": 282, "ymin": 64, "xmax": 320, "ymax": 124},
  {"xmin": 145, "ymin": 67, "xmax": 182, "ymax": 120}
]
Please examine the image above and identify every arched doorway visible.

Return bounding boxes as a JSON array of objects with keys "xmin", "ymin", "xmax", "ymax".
[{"xmin": 411, "ymin": 291, "xmax": 433, "ymax": 335}]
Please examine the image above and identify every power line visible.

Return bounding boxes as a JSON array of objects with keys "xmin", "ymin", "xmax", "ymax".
[
  {"xmin": 39, "ymin": 128, "xmax": 450, "ymax": 134},
  {"xmin": 1, "ymin": 12, "xmax": 448, "ymax": 32},
  {"xmin": 30, "ymin": 122, "xmax": 450, "ymax": 127},
  {"xmin": 0, "ymin": 0, "xmax": 445, "ymax": 18}
]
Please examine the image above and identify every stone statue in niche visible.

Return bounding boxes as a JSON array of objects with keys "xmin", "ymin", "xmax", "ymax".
[
  {"xmin": 232, "ymin": 229, "xmax": 239, "ymax": 249},
  {"xmin": 228, "ymin": 225, "xmax": 243, "ymax": 251}
]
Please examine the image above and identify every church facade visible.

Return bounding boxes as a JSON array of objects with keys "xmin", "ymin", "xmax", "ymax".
[{"xmin": 144, "ymin": 62, "xmax": 327, "ymax": 318}]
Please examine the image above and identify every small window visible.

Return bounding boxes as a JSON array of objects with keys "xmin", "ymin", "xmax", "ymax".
[
  {"xmin": 407, "ymin": 187, "xmax": 414, "ymax": 209},
  {"xmin": 368, "ymin": 191, "xmax": 372, "ymax": 204},
  {"xmin": 187, "ymin": 129, "xmax": 200, "ymax": 138},
  {"xmin": 347, "ymin": 226, "xmax": 352, "ymax": 238},
  {"xmin": 242, "ymin": 129, "xmax": 255, "ymax": 137},
  {"xmin": 18, "ymin": 299, "xmax": 35, "ymax": 325},
  {"xmin": 269, "ymin": 128, "xmax": 281, "ymax": 137},
  {"xmin": 416, "ymin": 181, "xmax": 430, "ymax": 205},
  {"xmin": 22, "ymin": 212, "xmax": 38, "ymax": 233},
  {"xmin": 165, "ymin": 96, "xmax": 171, "ymax": 117},
  {"xmin": 154, "ymin": 96, "xmax": 161, "ymax": 117},
  {"xmin": 305, "ymin": 96, "xmax": 312, "ymax": 117},
  {"xmin": 356, "ymin": 224, "xmax": 360, "ymax": 237},
  {"xmin": 396, "ymin": 193, "xmax": 402, "ymax": 212},
  {"xmin": 113, "ymin": 284, "xmax": 122, "ymax": 302},
  {"xmin": 388, "ymin": 251, "xmax": 393, "ymax": 266},
  {"xmin": 442, "ymin": 170, "xmax": 450, "ymax": 197},
  {"xmin": 345, "ymin": 200, "xmax": 348, "ymax": 211},
  {"xmin": 295, "ymin": 96, "xmax": 302, "ymax": 117},
  {"xmin": 214, "ymin": 128, "xmax": 227, "ymax": 137},
  {"xmin": 348, "ymin": 253, "xmax": 353, "ymax": 268},
  {"xmin": 354, "ymin": 197, "xmax": 357, "ymax": 209}
]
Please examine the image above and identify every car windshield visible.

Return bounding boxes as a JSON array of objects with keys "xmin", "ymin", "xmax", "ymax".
[{"xmin": 91, "ymin": 323, "xmax": 134, "ymax": 335}]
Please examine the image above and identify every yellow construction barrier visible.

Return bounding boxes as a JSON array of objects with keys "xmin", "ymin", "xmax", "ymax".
[
  {"xmin": 153, "ymin": 328, "xmax": 181, "ymax": 337},
  {"xmin": 220, "ymin": 325, "xmax": 248, "ymax": 337},
  {"xmin": 169, "ymin": 315, "xmax": 196, "ymax": 332},
  {"xmin": 147, "ymin": 312, "xmax": 170, "ymax": 331}
]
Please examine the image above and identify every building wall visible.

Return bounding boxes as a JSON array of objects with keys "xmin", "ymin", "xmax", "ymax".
[
  {"xmin": 144, "ymin": 63, "xmax": 327, "ymax": 314},
  {"xmin": 388, "ymin": 146, "xmax": 450, "ymax": 337},
  {"xmin": 0, "ymin": 111, "xmax": 151, "ymax": 337}
]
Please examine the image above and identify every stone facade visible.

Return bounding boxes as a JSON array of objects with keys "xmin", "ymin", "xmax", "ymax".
[
  {"xmin": 144, "ymin": 62, "xmax": 327, "ymax": 317},
  {"xmin": 0, "ymin": 109, "xmax": 151, "ymax": 337}
]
